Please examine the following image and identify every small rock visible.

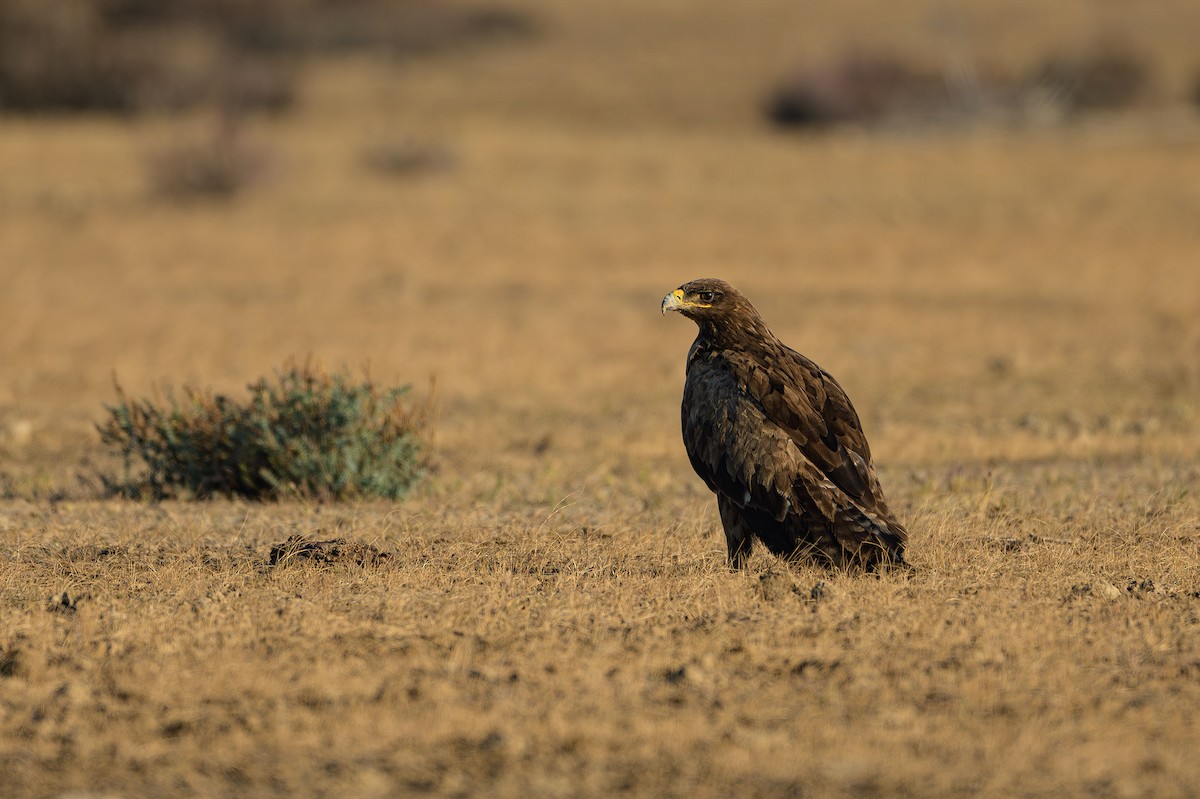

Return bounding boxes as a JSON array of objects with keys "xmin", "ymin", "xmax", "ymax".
[
  {"xmin": 986, "ymin": 355, "xmax": 1013, "ymax": 377},
  {"xmin": 662, "ymin": 666, "xmax": 687, "ymax": 684}
]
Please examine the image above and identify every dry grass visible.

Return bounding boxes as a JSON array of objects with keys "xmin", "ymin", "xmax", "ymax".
[{"xmin": 2, "ymin": 0, "xmax": 1200, "ymax": 796}]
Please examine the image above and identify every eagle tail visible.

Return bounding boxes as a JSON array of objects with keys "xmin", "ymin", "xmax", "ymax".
[{"xmin": 833, "ymin": 505, "xmax": 908, "ymax": 571}]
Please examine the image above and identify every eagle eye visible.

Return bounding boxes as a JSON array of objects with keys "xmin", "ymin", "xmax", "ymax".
[{"xmin": 698, "ymin": 291, "xmax": 716, "ymax": 303}]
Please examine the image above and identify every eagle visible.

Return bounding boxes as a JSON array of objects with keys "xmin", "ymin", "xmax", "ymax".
[{"xmin": 662, "ymin": 278, "xmax": 908, "ymax": 571}]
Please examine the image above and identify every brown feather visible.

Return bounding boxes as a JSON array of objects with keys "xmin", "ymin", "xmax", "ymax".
[{"xmin": 666, "ymin": 278, "xmax": 908, "ymax": 570}]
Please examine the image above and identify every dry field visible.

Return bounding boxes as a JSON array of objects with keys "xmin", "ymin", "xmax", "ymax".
[{"xmin": 3, "ymin": 1, "xmax": 1200, "ymax": 796}]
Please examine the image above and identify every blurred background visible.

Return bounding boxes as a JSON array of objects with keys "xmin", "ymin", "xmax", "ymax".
[{"xmin": 2, "ymin": 0, "xmax": 1199, "ymax": 501}]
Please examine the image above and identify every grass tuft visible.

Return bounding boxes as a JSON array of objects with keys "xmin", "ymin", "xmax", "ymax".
[{"xmin": 97, "ymin": 359, "xmax": 432, "ymax": 501}]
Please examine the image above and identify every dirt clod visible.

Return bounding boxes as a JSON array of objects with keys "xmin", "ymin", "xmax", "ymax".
[
  {"xmin": 46, "ymin": 591, "xmax": 86, "ymax": 613},
  {"xmin": 267, "ymin": 535, "xmax": 390, "ymax": 568},
  {"xmin": 754, "ymin": 568, "xmax": 801, "ymax": 602}
]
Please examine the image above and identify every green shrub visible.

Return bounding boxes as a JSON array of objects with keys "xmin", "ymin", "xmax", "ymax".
[{"xmin": 98, "ymin": 361, "xmax": 432, "ymax": 501}]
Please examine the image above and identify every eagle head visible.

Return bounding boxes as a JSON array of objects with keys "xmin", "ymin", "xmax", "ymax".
[
  {"xmin": 662, "ymin": 279, "xmax": 773, "ymax": 345},
  {"xmin": 660, "ymin": 278, "xmax": 741, "ymax": 319}
]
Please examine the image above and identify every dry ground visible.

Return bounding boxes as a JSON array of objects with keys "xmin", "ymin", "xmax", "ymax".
[{"xmin": 3, "ymin": 1, "xmax": 1200, "ymax": 796}]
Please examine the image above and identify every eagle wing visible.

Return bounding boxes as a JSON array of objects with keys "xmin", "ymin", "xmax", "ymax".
[
  {"xmin": 747, "ymin": 346, "xmax": 894, "ymax": 515},
  {"xmin": 682, "ymin": 344, "xmax": 906, "ymax": 565}
]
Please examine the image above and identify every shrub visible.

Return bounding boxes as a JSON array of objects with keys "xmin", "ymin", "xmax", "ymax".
[
  {"xmin": 0, "ymin": 0, "xmax": 296, "ymax": 115},
  {"xmin": 189, "ymin": 1, "xmax": 537, "ymax": 57},
  {"xmin": 766, "ymin": 52, "xmax": 948, "ymax": 128},
  {"xmin": 0, "ymin": 0, "xmax": 156, "ymax": 113},
  {"xmin": 765, "ymin": 43, "xmax": 1156, "ymax": 131},
  {"xmin": 0, "ymin": 0, "xmax": 533, "ymax": 115},
  {"xmin": 144, "ymin": 117, "xmax": 270, "ymax": 201},
  {"xmin": 1028, "ymin": 47, "xmax": 1151, "ymax": 113},
  {"xmin": 98, "ymin": 361, "xmax": 432, "ymax": 501}
]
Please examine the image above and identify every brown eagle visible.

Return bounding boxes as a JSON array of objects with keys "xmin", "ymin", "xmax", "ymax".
[{"xmin": 662, "ymin": 278, "xmax": 907, "ymax": 570}]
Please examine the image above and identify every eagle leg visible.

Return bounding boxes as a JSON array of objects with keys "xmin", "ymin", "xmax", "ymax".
[{"xmin": 717, "ymin": 494, "xmax": 754, "ymax": 570}]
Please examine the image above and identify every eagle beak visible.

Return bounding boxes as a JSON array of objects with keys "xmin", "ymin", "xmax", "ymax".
[{"xmin": 661, "ymin": 289, "xmax": 685, "ymax": 315}]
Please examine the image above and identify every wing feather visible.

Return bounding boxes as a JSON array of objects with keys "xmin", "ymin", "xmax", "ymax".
[
  {"xmin": 735, "ymin": 346, "xmax": 896, "ymax": 523},
  {"xmin": 682, "ymin": 342, "xmax": 906, "ymax": 566}
]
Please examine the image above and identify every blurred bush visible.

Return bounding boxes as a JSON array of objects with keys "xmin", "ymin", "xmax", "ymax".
[
  {"xmin": 0, "ymin": 0, "xmax": 295, "ymax": 114},
  {"xmin": 179, "ymin": 0, "xmax": 536, "ymax": 55},
  {"xmin": 144, "ymin": 117, "xmax": 270, "ymax": 201},
  {"xmin": 0, "ymin": 0, "xmax": 164, "ymax": 113},
  {"xmin": 767, "ymin": 52, "xmax": 948, "ymax": 128},
  {"xmin": 0, "ymin": 0, "xmax": 533, "ymax": 114},
  {"xmin": 1026, "ymin": 48, "xmax": 1151, "ymax": 113},
  {"xmin": 98, "ymin": 361, "xmax": 433, "ymax": 501},
  {"xmin": 767, "ymin": 43, "xmax": 1155, "ymax": 131}
]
